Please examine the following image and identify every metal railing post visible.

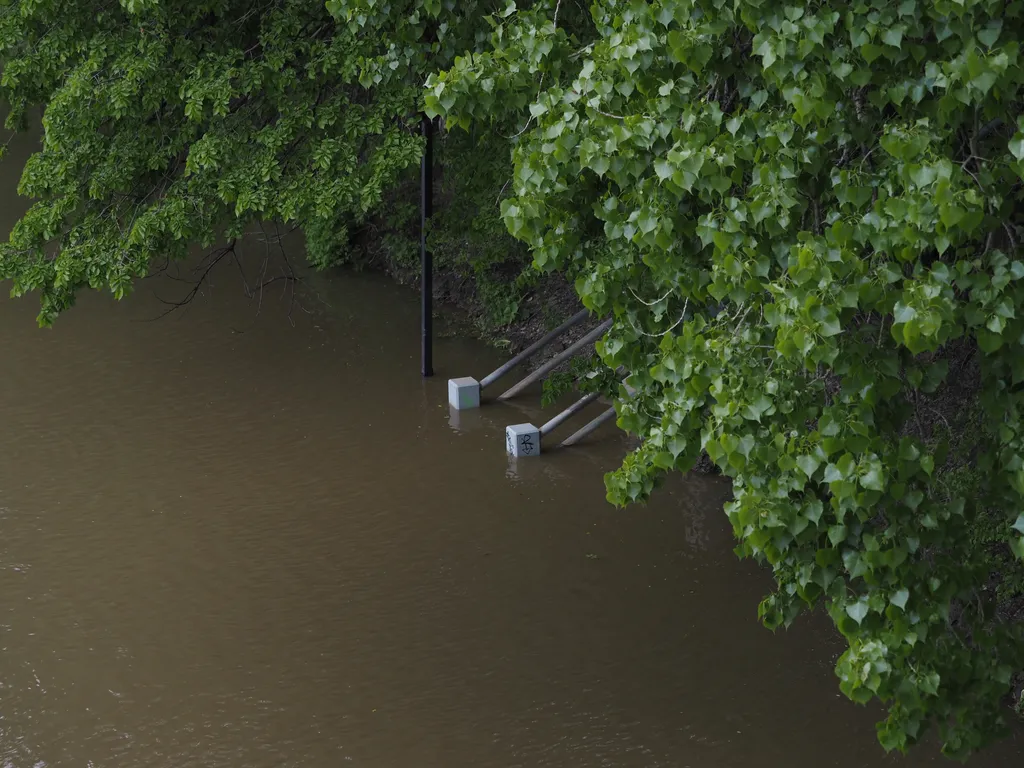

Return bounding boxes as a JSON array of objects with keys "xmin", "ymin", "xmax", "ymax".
[{"xmin": 420, "ymin": 114, "xmax": 434, "ymax": 378}]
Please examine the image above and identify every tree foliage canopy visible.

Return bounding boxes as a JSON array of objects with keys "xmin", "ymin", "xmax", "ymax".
[
  {"xmin": 0, "ymin": 0, "xmax": 508, "ymax": 321},
  {"xmin": 3, "ymin": 0, "xmax": 1024, "ymax": 758},
  {"xmin": 430, "ymin": 0, "xmax": 1024, "ymax": 756}
]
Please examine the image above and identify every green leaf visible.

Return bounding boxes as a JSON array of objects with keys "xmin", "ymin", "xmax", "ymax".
[
  {"xmin": 861, "ymin": 465, "xmax": 885, "ymax": 491},
  {"xmin": 819, "ymin": 312, "xmax": 842, "ymax": 337},
  {"xmin": 1010, "ymin": 134, "xmax": 1024, "ymax": 161},
  {"xmin": 1011, "ymin": 537, "xmax": 1024, "ymax": 561},
  {"xmin": 893, "ymin": 303, "xmax": 916, "ymax": 325},
  {"xmin": 978, "ymin": 21, "xmax": 1002, "ymax": 48},
  {"xmin": 861, "ymin": 43, "xmax": 885, "ymax": 63},
  {"xmin": 828, "ymin": 524, "xmax": 848, "ymax": 546},
  {"xmin": 978, "ymin": 329, "xmax": 1004, "ymax": 354},
  {"xmin": 881, "ymin": 28, "xmax": 903, "ymax": 48},
  {"xmin": 920, "ymin": 672, "xmax": 940, "ymax": 696},
  {"xmin": 754, "ymin": 37, "xmax": 777, "ymax": 68},
  {"xmin": 589, "ymin": 154, "xmax": 610, "ymax": 177},
  {"xmin": 846, "ymin": 599, "xmax": 869, "ymax": 625},
  {"xmin": 891, "ymin": 589, "xmax": 909, "ymax": 611},
  {"xmin": 797, "ymin": 454, "xmax": 821, "ymax": 479},
  {"xmin": 898, "ymin": 439, "xmax": 920, "ymax": 462},
  {"xmin": 910, "ymin": 165, "xmax": 936, "ymax": 187},
  {"xmin": 806, "ymin": 499, "xmax": 823, "ymax": 525}
]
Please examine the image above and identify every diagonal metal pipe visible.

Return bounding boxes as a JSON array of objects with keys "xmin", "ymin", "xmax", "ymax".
[
  {"xmin": 479, "ymin": 308, "xmax": 590, "ymax": 391},
  {"xmin": 539, "ymin": 391, "xmax": 602, "ymax": 436},
  {"xmin": 559, "ymin": 406, "xmax": 618, "ymax": 447},
  {"xmin": 496, "ymin": 317, "xmax": 614, "ymax": 401}
]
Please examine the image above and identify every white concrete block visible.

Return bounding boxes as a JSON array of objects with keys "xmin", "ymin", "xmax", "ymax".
[
  {"xmin": 448, "ymin": 377, "xmax": 480, "ymax": 410},
  {"xmin": 505, "ymin": 422, "xmax": 541, "ymax": 457}
]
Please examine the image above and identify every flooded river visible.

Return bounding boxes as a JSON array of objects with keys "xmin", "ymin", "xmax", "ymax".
[{"xmin": 2, "ymin": 120, "xmax": 1022, "ymax": 768}]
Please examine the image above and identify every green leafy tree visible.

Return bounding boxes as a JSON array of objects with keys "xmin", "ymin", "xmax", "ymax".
[
  {"xmin": 431, "ymin": 0, "xmax": 1024, "ymax": 757},
  {"xmin": 0, "ymin": 0, "xmax": 517, "ymax": 324}
]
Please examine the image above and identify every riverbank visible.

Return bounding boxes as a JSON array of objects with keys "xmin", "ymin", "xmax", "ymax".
[{"xmin": 368, "ymin": 248, "xmax": 587, "ymax": 360}]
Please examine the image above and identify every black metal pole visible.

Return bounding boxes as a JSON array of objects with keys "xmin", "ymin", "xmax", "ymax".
[{"xmin": 420, "ymin": 114, "xmax": 434, "ymax": 378}]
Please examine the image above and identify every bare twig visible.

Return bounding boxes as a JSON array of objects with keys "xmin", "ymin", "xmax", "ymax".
[
  {"xmin": 147, "ymin": 240, "xmax": 237, "ymax": 320},
  {"xmin": 927, "ymin": 405, "xmax": 952, "ymax": 436},
  {"xmin": 495, "ymin": 178, "xmax": 512, "ymax": 207},
  {"xmin": 594, "ymin": 107, "xmax": 628, "ymax": 120},
  {"xmin": 961, "ymin": 158, "xmax": 985, "ymax": 193},
  {"xmin": 731, "ymin": 303, "xmax": 754, "ymax": 338},
  {"xmin": 627, "ymin": 284, "xmax": 673, "ymax": 307},
  {"xmin": 1004, "ymin": 221, "xmax": 1018, "ymax": 251}
]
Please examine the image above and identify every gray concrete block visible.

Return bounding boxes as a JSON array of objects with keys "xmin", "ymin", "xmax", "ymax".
[
  {"xmin": 448, "ymin": 377, "xmax": 480, "ymax": 410},
  {"xmin": 505, "ymin": 422, "xmax": 541, "ymax": 457}
]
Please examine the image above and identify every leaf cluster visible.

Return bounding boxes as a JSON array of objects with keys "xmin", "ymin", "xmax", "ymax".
[
  {"xmin": 432, "ymin": 0, "xmax": 1024, "ymax": 756},
  {"xmin": 0, "ymin": 0, "xmax": 516, "ymax": 322}
]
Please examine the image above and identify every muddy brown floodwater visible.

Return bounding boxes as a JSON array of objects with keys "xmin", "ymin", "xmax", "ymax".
[{"xmin": 2, "ymin": 117, "xmax": 1023, "ymax": 768}]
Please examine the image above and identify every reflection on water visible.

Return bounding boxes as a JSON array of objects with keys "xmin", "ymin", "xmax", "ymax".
[{"xmin": 2, "ymin": 111, "xmax": 1022, "ymax": 768}]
